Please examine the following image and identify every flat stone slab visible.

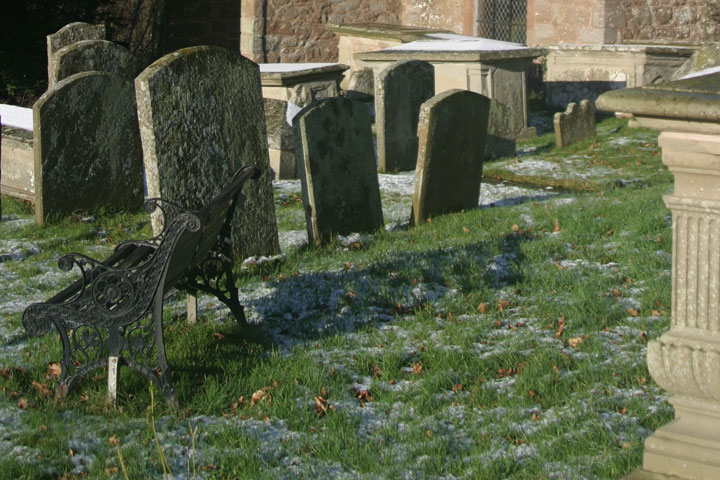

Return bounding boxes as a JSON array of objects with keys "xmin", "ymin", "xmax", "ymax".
[
  {"xmin": 0, "ymin": 105, "xmax": 33, "ymax": 131},
  {"xmin": 136, "ymin": 46, "xmax": 279, "ymax": 259},
  {"xmin": 375, "ymin": 60, "xmax": 434, "ymax": 173},
  {"xmin": 52, "ymin": 39, "xmax": 137, "ymax": 85},
  {"xmin": 554, "ymin": 100, "xmax": 596, "ymax": 148},
  {"xmin": 412, "ymin": 89, "xmax": 490, "ymax": 225},
  {"xmin": 327, "ymin": 23, "xmax": 452, "ymax": 43},
  {"xmin": 259, "ymin": 63, "xmax": 349, "ymax": 86},
  {"xmin": 293, "ymin": 96, "xmax": 384, "ymax": 245},
  {"xmin": 34, "ymin": 71, "xmax": 144, "ymax": 223}
]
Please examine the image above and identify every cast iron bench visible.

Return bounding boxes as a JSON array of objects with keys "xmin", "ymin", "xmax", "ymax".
[{"xmin": 22, "ymin": 164, "xmax": 261, "ymax": 407}]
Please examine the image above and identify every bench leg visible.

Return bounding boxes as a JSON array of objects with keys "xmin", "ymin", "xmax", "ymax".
[
  {"xmin": 108, "ymin": 356, "xmax": 119, "ymax": 405},
  {"xmin": 182, "ymin": 251, "xmax": 246, "ymax": 323},
  {"xmin": 187, "ymin": 294, "xmax": 198, "ymax": 324}
]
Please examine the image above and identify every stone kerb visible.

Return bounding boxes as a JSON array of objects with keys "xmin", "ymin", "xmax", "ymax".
[
  {"xmin": 293, "ymin": 96, "xmax": 384, "ymax": 245},
  {"xmin": 375, "ymin": 60, "xmax": 435, "ymax": 173},
  {"xmin": 47, "ymin": 22, "xmax": 106, "ymax": 87},
  {"xmin": 411, "ymin": 89, "xmax": 490, "ymax": 226},
  {"xmin": 135, "ymin": 46, "xmax": 279, "ymax": 259},
  {"xmin": 33, "ymin": 71, "xmax": 144, "ymax": 224},
  {"xmin": 52, "ymin": 40, "xmax": 137, "ymax": 86},
  {"xmin": 554, "ymin": 100, "xmax": 596, "ymax": 148}
]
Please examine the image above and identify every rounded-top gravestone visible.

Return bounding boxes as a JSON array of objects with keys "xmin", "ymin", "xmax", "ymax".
[
  {"xmin": 33, "ymin": 71, "xmax": 144, "ymax": 223},
  {"xmin": 52, "ymin": 40, "xmax": 137, "ymax": 86},
  {"xmin": 135, "ymin": 45, "xmax": 279, "ymax": 259}
]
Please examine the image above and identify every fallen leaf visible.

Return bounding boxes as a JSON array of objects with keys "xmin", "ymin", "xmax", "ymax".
[
  {"xmin": 213, "ymin": 332, "xmax": 224, "ymax": 340},
  {"xmin": 612, "ymin": 288, "xmax": 621, "ymax": 297},
  {"xmin": 371, "ymin": 364, "xmax": 383, "ymax": 378},
  {"xmin": 511, "ymin": 224, "xmax": 520, "ymax": 232},
  {"xmin": 462, "ymin": 226, "xmax": 470, "ymax": 233},
  {"xmin": 105, "ymin": 466, "xmax": 119, "ymax": 475},
  {"xmin": 531, "ymin": 412, "xmax": 540, "ymax": 421},
  {"xmin": 567, "ymin": 337, "xmax": 583, "ymax": 348},
  {"xmin": 31, "ymin": 380, "xmax": 51, "ymax": 397},
  {"xmin": 497, "ymin": 299, "xmax": 512, "ymax": 312},
  {"xmin": 452, "ymin": 384, "xmax": 463, "ymax": 392},
  {"xmin": 314, "ymin": 396, "xmax": 333, "ymax": 417},
  {"xmin": 46, "ymin": 363, "xmax": 62, "ymax": 379},
  {"xmin": 251, "ymin": 388, "xmax": 272, "ymax": 406},
  {"xmin": 108, "ymin": 435, "xmax": 120, "ymax": 447},
  {"xmin": 554, "ymin": 317, "xmax": 565, "ymax": 338},
  {"xmin": 651, "ymin": 309, "xmax": 660, "ymax": 316},
  {"xmin": 552, "ymin": 365, "xmax": 559, "ymax": 374},
  {"xmin": 477, "ymin": 303, "xmax": 488, "ymax": 313},
  {"xmin": 553, "ymin": 218, "xmax": 561, "ymax": 233},
  {"xmin": 412, "ymin": 363, "xmax": 423, "ymax": 375},
  {"xmin": 232, "ymin": 396, "xmax": 246, "ymax": 410},
  {"xmin": 627, "ymin": 308, "xmax": 639, "ymax": 317},
  {"xmin": 17, "ymin": 398, "xmax": 29, "ymax": 409}
]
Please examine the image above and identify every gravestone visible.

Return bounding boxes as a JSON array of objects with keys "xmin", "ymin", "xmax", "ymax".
[
  {"xmin": 52, "ymin": 40, "xmax": 137, "ymax": 86},
  {"xmin": 136, "ymin": 46, "xmax": 279, "ymax": 259},
  {"xmin": 0, "ymin": 114, "xmax": 2, "ymax": 220},
  {"xmin": 411, "ymin": 89, "xmax": 490, "ymax": 226},
  {"xmin": 47, "ymin": 22, "xmax": 106, "ymax": 87},
  {"xmin": 346, "ymin": 67, "xmax": 375, "ymax": 101},
  {"xmin": 293, "ymin": 96, "xmax": 384, "ymax": 245},
  {"xmin": 264, "ymin": 98, "xmax": 295, "ymax": 179},
  {"xmin": 34, "ymin": 71, "xmax": 144, "ymax": 223},
  {"xmin": 485, "ymin": 100, "xmax": 519, "ymax": 159},
  {"xmin": 554, "ymin": 100, "xmax": 596, "ymax": 148},
  {"xmin": 375, "ymin": 60, "xmax": 435, "ymax": 173},
  {"xmin": 672, "ymin": 42, "xmax": 720, "ymax": 80}
]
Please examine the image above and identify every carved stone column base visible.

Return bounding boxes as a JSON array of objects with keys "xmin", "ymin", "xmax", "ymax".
[
  {"xmin": 624, "ymin": 469, "xmax": 682, "ymax": 479},
  {"xmin": 634, "ymin": 396, "xmax": 720, "ymax": 479}
]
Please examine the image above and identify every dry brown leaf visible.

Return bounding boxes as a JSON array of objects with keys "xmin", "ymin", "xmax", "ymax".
[
  {"xmin": 612, "ymin": 288, "xmax": 621, "ymax": 297},
  {"xmin": 108, "ymin": 435, "xmax": 120, "ymax": 447},
  {"xmin": 462, "ymin": 226, "xmax": 470, "ymax": 233},
  {"xmin": 451, "ymin": 384, "xmax": 463, "ymax": 392},
  {"xmin": 251, "ymin": 388, "xmax": 272, "ymax": 406},
  {"xmin": 371, "ymin": 364, "xmax": 383, "ymax": 378},
  {"xmin": 651, "ymin": 309, "xmax": 660, "ymax": 316},
  {"xmin": 17, "ymin": 398, "xmax": 29, "ymax": 409},
  {"xmin": 46, "ymin": 363, "xmax": 62, "ymax": 379},
  {"xmin": 213, "ymin": 332, "xmax": 224, "ymax": 340},
  {"xmin": 477, "ymin": 303, "xmax": 488, "ymax": 313},
  {"xmin": 511, "ymin": 224, "xmax": 520, "ymax": 232},
  {"xmin": 31, "ymin": 380, "xmax": 51, "ymax": 397},
  {"xmin": 553, "ymin": 218, "xmax": 561, "ymax": 233},
  {"xmin": 567, "ymin": 337, "xmax": 583, "ymax": 348},
  {"xmin": 627, "ymin": 308, "xmax": 639, "ymax": 317},
  {"xmin": 554, "ymin": 317, "xmax": 565, "ymax": 338},
  {"xmin": 497, "ymin": 299, "xmax": 512, "ymax": 312},
  {"xmin": 412, "ymin": 363, "xmax": 423, "ymax": 375},
  {"xmin": 105, "ymin": 466, "xmax": 119, "ymax": 475}
]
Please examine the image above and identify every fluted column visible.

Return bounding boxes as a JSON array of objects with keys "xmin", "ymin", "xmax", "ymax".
[{"xmin": 632, "ymin": 131, "xmax": 720, "ymax": 479}]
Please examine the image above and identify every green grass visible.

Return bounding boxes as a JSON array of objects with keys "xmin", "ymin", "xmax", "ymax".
[{"xmin": 0, "ymin": 116, "xmax": 674, "ymax": 479}]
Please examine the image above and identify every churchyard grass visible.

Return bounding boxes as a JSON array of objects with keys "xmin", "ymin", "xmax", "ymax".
[{"xmin": 0, "ymin": 115, "xmax": 673, "ymax": 479}]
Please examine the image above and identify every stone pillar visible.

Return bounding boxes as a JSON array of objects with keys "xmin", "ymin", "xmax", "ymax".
[
  {"xmin": 240, "ymin": 0, "xmax": 265, "ymax": 63},
  {"xmin": 627, "ymin": 131, "xmax": 720, "ymax": 479}
]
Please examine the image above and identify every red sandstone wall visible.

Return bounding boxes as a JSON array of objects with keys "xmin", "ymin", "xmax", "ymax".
[
  {"xmin": 528, "ymin": 0, "xmax": 720, "ymax": 46},
  {"xmin": 613, "ymin": 0, "xmax": 719, "ymax": 44},
  {"xmin": 264, "ymin": 0, "xmax": 401, "ymax": 63},
  {"xmin": 401, "ymin": 0, "xmax": 476, "ymax": 35}
]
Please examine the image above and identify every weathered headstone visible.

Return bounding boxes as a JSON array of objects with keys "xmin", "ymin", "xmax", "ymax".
[
  {"xmin": 135, "ymin": 46, "xmax": 279, "ymax": 259},
  {"xmin": 375, "ymin": 60, "xmax": 435, "ymax": 173},
  {"xmin": 485, "ymin": 100, "xmax": 518, "ymax": 159},
  {"xmin": 52, "ymin": 40, "xmax": 137, "ymax": 86},
  {"xmin": 33, "ymin": 71, "xmax": 144, "ymax": 223},
  {"xmin": 554, "ymin": 100, "xmax": 596, "ymax": 148},
  {"xmin": 411, "ymin": 89, "xmax": 490, "ymax": 226},
  {"xmin": 1, "ymin": 114, "xmax": 2, "ymax": 220},
  {"xmin": 293, "ymin": 96, "xmax": 384, "ymax": 245},
  {"xmin": 47, "ymin": 22, "xmax": 106, "ymax": 87},
  {"xmin": 346, "ymin": 67, "xmax": 375, "ymax": 101},
  {"xmin": 264, "ymin": 98, "xmax": 296, "ymax": 179}
]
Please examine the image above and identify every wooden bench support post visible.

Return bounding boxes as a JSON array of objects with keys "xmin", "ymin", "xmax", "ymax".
[{"xmin": 187, "ymin": 294, "xmax": 198, "ymax": 324}]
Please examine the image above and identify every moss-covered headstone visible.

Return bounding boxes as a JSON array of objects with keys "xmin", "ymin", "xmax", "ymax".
[
  {"xmin": 33, "ymin": 71, "xmax": 144, "ymax": 224},
  {"xmin": 52, "ymin": 40, "xmax": 137, "ymax": 85},
  {"xmin": 554, "ymin": 99, "xmax": 596, "ymax": 148},
  {"xmin": 47, "ymin": 22, "xmax": 106, "ymax": 88},
  {"xmin": 293, "ymin": 97, "xmax": 384, "ymax": 245},
  {"xmin": 135, "ymin": 46, "xmax": 279, "ymax": 260},
  {"xmin": 411, "ymin": 89, "xmax": 490, "ymax": 226},
  {"xmin": 375, "ymin": 60, "xmax": 435, "ymax": 173}
]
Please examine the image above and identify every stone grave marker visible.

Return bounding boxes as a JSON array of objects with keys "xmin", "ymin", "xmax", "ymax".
[
  {"xmin": 264, "ymin": 98, "xmax": 295, "ymax": 179},
  {"xmin": 411, "ymin": 89, "xmax": 490, "ymax": 226},
  {"xmin": 346, "ymin": 67, "xmax": 375, "ymax": 101},
  {"xmin": 554, "ymin": 100, "xmax": 596, "ymax": 148},
  {"xmin": 136, "ymin": 46, "xmax": 279, "ymax": 259},
  {"xmin": 0, "ymin": 114, "xmax": 2, "ymax": 220},
  {"xmin": 485, "ymin": 100, "xmax": 519, "ymax": 159},
  {"xmin": 375, "ymin": 60, "xmax": 434, "ymax": 173},
  {"xmin": 293, "ymin": 96, "xmax": 384, "ymax": 245},
  {"xmin": 52, "ymin": 40, "xmax": 137, "ymax": 86},
  {"xmin": 47, "ymin": 22, "xmax": 106, "ymax": 88},
  {"xmin": 33, "ymin": 71, "xmax": 144, "ymax": 224}
]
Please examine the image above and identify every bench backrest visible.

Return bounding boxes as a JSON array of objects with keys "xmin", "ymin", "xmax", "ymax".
[{"xmin": 162, "ymin": 165, "xmax": 260, "ymax": 289}]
